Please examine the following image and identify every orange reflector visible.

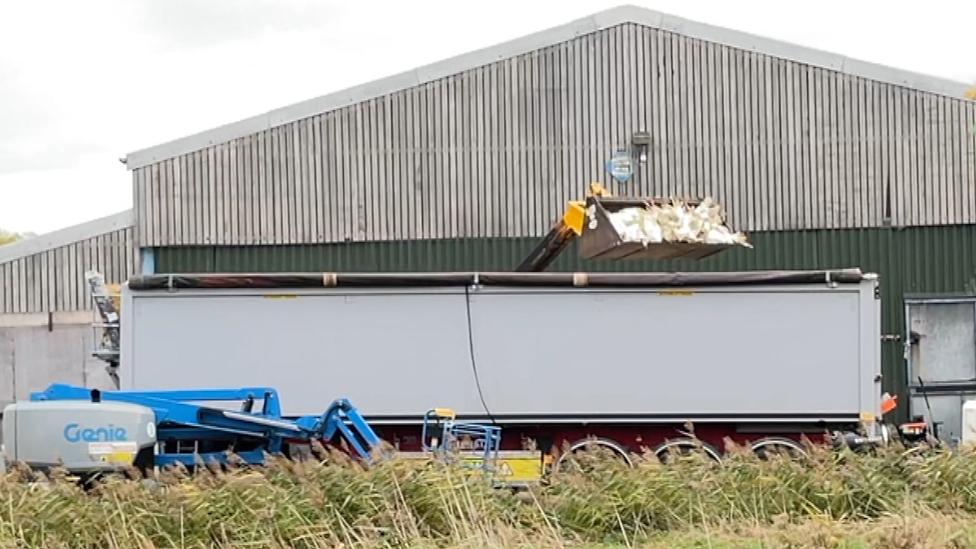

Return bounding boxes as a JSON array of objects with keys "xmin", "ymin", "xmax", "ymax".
[
  {"xmin": 880, "ymin": 394, "xmax": 898, "ymax": 415},
  {"xmin": 899, "ymin": 422, "xmax": 926, "ymax": 435}
]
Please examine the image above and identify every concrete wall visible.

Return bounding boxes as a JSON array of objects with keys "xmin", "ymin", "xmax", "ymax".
[{"xmin": 0, "ymin": 312, "xmax": 116, "ymax": 409}]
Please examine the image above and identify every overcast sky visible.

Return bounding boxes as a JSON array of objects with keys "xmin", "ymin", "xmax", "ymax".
[{"xmin": 1, "ymin": 0, "xmax": 973, "ymax": 235}]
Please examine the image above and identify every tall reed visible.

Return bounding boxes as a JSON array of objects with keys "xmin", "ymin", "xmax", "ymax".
[{"xmin": 3, "ymin": 443, "xmax": 976, "ymax": 547}]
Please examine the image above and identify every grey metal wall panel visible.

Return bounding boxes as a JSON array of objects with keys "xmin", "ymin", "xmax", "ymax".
[
  {"xmin": 121, "ymin": 281, "xmax": 880, "ymax": 421},
  {"xmin": 124, "ymin": 6, "xmax": 971, "ymax": 171},
  {"xmin": 0, "ymin": 329, "xmax": 12, "ymax": 407},
  {"xmin": 132, "ymin": 23, "xmax": 976, "ymax": 247},
  {"xmin": 907, "ymin": 302, "xmax": 976, "ymax": 383},
  {"xmin": 0, "ymin": 226, "xmax": 137, "ymax": 314}
]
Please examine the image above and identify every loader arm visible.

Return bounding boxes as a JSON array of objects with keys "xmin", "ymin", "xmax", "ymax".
[
  {"xmin": 515, "ymin": 183, "xmax": 609, "ymax": 272},
  {"xmin": 515, "ymin": 201, "xmax": 586, "ymax": 272}
]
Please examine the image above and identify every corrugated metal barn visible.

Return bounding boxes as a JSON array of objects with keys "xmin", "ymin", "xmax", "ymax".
[
  {"xmin": 0, "ymin": 211, "xmax": 136, "ymax": 405},
  {"xmin": 3, "ymin": 6, "xmax": 976, "ymax": 420},
  {"xmin": 127, "ymin": 7, "xmax": 975, "ymax": 244}
]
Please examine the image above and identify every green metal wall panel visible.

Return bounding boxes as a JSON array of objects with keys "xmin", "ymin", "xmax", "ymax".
[{"xmin": 155, "ymin": 225, "xmax": 976, "ymax": 421}]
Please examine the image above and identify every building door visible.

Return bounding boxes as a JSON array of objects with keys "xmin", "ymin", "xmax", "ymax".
[{"xmin": 905, "ymin": 297, "xmax": 976, "ymax": 445}]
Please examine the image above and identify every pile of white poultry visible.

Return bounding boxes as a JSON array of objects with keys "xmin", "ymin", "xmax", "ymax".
[{"xmin": 591, "ymin": 197, "xmax": 751, "ymax": 247}]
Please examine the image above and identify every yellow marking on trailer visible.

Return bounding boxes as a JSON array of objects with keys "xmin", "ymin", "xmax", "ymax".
[
  {"xmin": 657, "ymin": 290, "xmax": 695, "ymax": 297},
  {"xmin": 263, "ymin": 294, "xmax": 298, "ymax": 300}
]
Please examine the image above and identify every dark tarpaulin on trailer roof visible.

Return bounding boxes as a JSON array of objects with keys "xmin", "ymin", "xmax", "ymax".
[{"xmin": 127, "ymin": 269, "xmax": 868, "ymax": 290}]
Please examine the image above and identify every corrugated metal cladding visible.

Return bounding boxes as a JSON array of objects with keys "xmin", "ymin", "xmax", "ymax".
[
  {"xmin": 0, "ymin": 227, "xmax": 138, "ymax": 314},
  {"xmin": 132, "ymin": 23, "xmax": 976, "ymax": 248},
  {"xmin": 154, "ymin": 224, "xmax": 976, "ymax": 420}
]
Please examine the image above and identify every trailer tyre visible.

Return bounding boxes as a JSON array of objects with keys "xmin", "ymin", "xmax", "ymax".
[
  {"xmin": 652, "ymin": 438, "xmax": 722, "ymax": 464},
  {"xmin": 749, "ymin": 437, "xmax": 807, "ymax": 460},
  {"xmin": 553, "ymin": 438, "xmax": 632, "ymax": 473}
]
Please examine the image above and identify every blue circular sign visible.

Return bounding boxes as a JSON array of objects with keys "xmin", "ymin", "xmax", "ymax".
[{"xmin": 606, "ymin": 148, "xmax": 633, "ymax": 183}]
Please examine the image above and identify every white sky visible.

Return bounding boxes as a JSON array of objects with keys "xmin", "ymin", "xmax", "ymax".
[{"xmin": 0, "ymin": 0, "xmax": 973, "ymax": 235}]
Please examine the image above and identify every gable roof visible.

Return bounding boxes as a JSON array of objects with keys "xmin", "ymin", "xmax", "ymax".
[
  {"xmin": 0, "ymin": 210, "xmax": 133, "ymax": 264},
  {"xmin": 125, "ymin": 4, "xmax": 972, "ymax": 170}
]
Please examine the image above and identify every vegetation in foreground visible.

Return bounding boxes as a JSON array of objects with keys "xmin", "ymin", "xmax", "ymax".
[{"xmin": 3, "ymin": 442, "xmax": 976, "ymax": 548}]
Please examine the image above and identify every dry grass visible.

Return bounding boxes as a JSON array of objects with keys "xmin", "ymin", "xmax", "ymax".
[
  {"xmin": 4, "ymin": 442, "xmax": 976, "ymax": 548},
  {"xmin": 639, "ymin": 512, "xmax": 976, "ymax": 548}
]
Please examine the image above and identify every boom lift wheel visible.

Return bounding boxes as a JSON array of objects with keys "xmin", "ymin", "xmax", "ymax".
[{"xmin": 652, "ymin": 438, "xmax": 722, "ymax": 464}]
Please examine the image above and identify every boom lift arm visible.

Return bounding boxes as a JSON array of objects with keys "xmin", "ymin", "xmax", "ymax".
[{"xmin": 30, "ymin": 384, "xmax": 382, "ymax": 467}]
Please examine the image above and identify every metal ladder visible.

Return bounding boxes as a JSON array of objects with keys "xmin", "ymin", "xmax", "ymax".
[{"xmin": 85, "ymin": 270, "xmax": 120, "ymax": 387}]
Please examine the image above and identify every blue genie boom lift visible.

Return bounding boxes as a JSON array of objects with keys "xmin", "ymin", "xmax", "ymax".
[{"xmin": 2, "ymin": 384, "xmax": 381, "ymax": 474}]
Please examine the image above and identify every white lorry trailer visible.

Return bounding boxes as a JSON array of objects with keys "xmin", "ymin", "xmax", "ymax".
[{"xmin": 118, "ymin": 269, "xmax": 887, "ymax": 461}]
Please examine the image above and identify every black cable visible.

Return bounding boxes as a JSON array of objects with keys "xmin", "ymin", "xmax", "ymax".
[{"xmin": 464, "ymin": 284, "xmax": 496, "ymax": 424}]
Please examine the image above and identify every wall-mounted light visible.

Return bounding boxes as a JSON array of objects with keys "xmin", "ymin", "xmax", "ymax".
[{"xmin": 632, "ymin": 131, "xmax": 650, "ymax": 164}]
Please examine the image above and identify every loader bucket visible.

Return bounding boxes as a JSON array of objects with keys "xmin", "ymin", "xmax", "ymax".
[{"xmin": 578, "ymin": 196, "xmax": 736, "ymax": 261}]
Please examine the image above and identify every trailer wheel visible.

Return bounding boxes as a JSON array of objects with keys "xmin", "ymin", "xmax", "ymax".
[
  {"xmin": 652, "ymin": 438, "xmax": 722, "ymax": 464},
  {"xmin": 749, "ymin": 437, "xmax": 806, "ymax": 460},
  {"xmin": 553, "ymin": 438, "xmax": 632, "ymax": 474}
]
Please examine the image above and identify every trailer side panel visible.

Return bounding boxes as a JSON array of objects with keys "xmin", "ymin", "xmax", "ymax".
[{"xmin": 121, "ymin": 279, "xmax": 880, "ymax": 422}]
